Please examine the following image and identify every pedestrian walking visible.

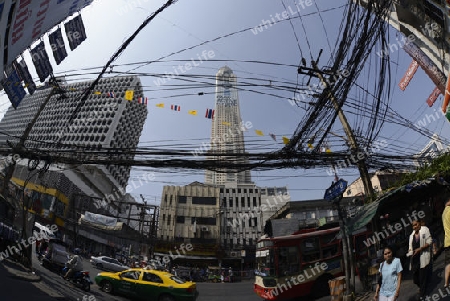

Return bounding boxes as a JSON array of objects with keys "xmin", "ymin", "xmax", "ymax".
[
  {"xmin": 442, "ymin": 199, "xmax": 450, "ymax": 288},
  {"xmin": 408, "ymin": 219, "xmax": 432, "ymax": 299},
  {"xmin": 374, "ymin": 246, "xmax": 402, "ymax": 301}
]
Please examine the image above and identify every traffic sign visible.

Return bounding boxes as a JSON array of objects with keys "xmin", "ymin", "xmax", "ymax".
[{"xmin": 324, "ymin": 179, "xmax": 348, "ymax": 201}]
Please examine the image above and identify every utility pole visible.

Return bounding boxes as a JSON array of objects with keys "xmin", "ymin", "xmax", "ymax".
[
  {"xmin": 305, "ymin": 51, "xmax": 373, "ymax": 298},
  {"xmin": 309, "ymin": 54, "xmax": 374, "ymax": 201}
]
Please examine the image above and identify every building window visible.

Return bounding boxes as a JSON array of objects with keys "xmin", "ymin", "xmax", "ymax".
[
  {"xmin": 167, "ymin": 215, "xmax": 171, "ymax": 226},
  {"xmin": 195, "ymin": 217, "xmax": 216, "ymax": 225},
  {"xmin": 220, "ymin": 188, "xmax": 224, "ymax": 193},
  {"xmin": 241, "ymin": 197, "xmax": 245, "ymax": 208},
  {"xmin": 178, "ymin": 196, "xmax": 187, "ymax": 203},
  {"xmin": 253, "ymin": 197, "xmax": 257, "ymax": 207},
  {"xmin": 232, "ymin": 189, "xmax": 235, "ymax": 193},
  {"xmin": 249, "ymin": 189, "xmax": 253, "ymax": 193},
  {"xmin": 192, "ymin": 197, "xmax": 216, "ymax": 205},
  {"xmin": 162, "ymin": 214, "xmax": 165, "ymax": 222},
  {"xmin": 169, "ymin": 195, "xmax": 173, "ymax": 205},
  {"xmin": 247, "ymin": 199, "xmax": 250, "ymax": 208},
  {"xmin": 252, "ymin": 217, "xmax": 257, "ymax": 227},
  {"xmin": 238, "ymin": 189, "xmax": 241, "ymax": 193},
  {"xmin": 176, "ymin": 216, "xmax": 185, "ymax": 223},
  {"xmin": 235, "ymin": 198, "xmax": 238, "ymax": 208},
  {"xmin": 226, "ymin": 189, "xmax": 229, "ymax": 193},
  {"xmin": 164, "ymin": 195, "xmax": 167, "ymax": 203},
  {"xmin": 229, "ymin": 198, "xmax": 233, "ymax": 208}
]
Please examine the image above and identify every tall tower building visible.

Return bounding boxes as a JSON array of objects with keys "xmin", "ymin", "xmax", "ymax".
[{"xmin": 205, "ymin": 66, "xmax": 252, "ymax": 186}]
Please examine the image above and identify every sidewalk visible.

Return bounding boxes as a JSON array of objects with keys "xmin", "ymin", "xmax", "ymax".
[
  {"xmin": 1, "ymin": 257, "xmax": 41, "ymax": 282},
  {"xmin": 318, "ymin": 251, "xmax": 447, "ymax": 301}
]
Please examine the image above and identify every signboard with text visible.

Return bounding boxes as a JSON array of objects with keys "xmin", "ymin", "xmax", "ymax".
[
  {"xmin": 324, "ymin": 179, "xmax": 348, "ymax": 201},
  {"xmin": 6, "ymin": 0, "xmax": 94, "ymax": 67}
]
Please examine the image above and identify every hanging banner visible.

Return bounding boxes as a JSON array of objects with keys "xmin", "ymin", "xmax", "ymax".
[
  {"xmin": 398, "ymin": 60, "xmax": 419, "ymax": 91},
  {"xmin": 426, "ymin": 86, "xmax": 441, "ymax": 107},
  {"xmin": 30, "ymin": 40, "xmax": 53, "ymax": 82},
  {"xmin": 1, "ymin": 69, "xmax": 26, "ymax": 108},
  {"xmin": 6, "ymin": 0, "xmax": 94, "ymax": 67},
  {"xmin": 13, "ymin": 59, "xmax": 36, "ymax": 95},
  {"xmin": 48, "ymin": 27, "xmax": 67, "ymax": 65},
  {"xmin": 64, "ymin": 14, "xmax": 87, "ymax": 51},
  {"xmin": 0, "ymin": 0, "xmax": 10, "ymax": 83}
]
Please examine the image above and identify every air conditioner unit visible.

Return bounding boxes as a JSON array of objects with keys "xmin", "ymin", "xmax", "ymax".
[
  {"xmin": 201, "ymin": 226, "xmax": 209, "ymax": 232},
  {"xmin": 230, "ymin": 251, "xmax": 237, "ymax": 257}
]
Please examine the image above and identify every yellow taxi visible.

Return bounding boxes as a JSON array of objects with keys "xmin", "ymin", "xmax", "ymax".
[{"xmin": 95, "ymin": 268, "xmax": 198, "ymax": 301}]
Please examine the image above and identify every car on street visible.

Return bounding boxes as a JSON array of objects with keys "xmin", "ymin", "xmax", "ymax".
[
  {"xmin": 90, "ymin": 255, "xmax": 129, "ymax": 272},
  {"xmin": 95, "ymin": 268, "xmax": 199, "ymax": 301}
]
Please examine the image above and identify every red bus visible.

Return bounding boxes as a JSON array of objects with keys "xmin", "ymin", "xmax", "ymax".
[{"xmin": 253, "ymin": 226, "xmax": 372, "ymax": 300}]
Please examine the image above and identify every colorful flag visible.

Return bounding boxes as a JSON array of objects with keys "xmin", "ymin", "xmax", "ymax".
[
  {"xmin": 255, "ymin": 129, "xmax": 264, "ymax": 136},
  {"xmin": 188, "ymin": 110, "xmax": 197, "ymax": 115},
  {"xmin": 138, "ymin": 97, "xmax": 148, "ymax": 105},
  {"xmin": 156, "ymin": 103, "xmax": 164, "ymax": 108},
  {"xmin": 205, "ymin": 108, "xmax": 215, "ymax": 119},
  {"xmin": 282, "ymin": 136, "xmax": 290, "ymax": 144},
  {"xmin": 125, "ymin": 90, "xmax": 134, "ymax": 101},
  {"xmin": 171, "ymin": 104, "xmax": 181, "ymax": 111},
  {"xmin": 107, "ymin": 92, "xmax": 115, "ymax": 98},
  {"xmin": 222, "ymin": 121, "xmax": 231, "ymax": 126},
  {"xmin": 269, "ymin": 133, "xmax": 276, "ymax": 141},
  {"xmin": 93, "ymin": 91, "xmax": 101, "ymax": 95}
]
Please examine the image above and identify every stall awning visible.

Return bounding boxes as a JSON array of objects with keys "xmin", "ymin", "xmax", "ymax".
[{"xmin": 345, "ymin": 179, "xmax": 435, "ymax": 234}]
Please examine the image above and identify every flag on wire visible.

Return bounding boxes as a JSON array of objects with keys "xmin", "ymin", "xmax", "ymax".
[
  {"xmin": 269, "ymin": 133, "xmax": 276, "ymax": 141},
  {"xmin": 205, "ymin": 108, "xmax": 215, "ymax": 119},
  {"xmin": 138, "ymin": 97, "xmax": 148, "ymax": 105},
  {"xmin": 255, "ymin": 129, "xmax": 264, "ymax": 136},
  {"xmin": 171, "ymin": 104, "xmax": 180, "ymax": 111},
  {"xmin": 125, "ymin": 90, "xmax": 134, "ymax": 101}
]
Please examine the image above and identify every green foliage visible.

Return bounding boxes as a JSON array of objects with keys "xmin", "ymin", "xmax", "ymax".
[{"xmin": 398, "ymin": 153, "xmax": 450, "ymax": 186}]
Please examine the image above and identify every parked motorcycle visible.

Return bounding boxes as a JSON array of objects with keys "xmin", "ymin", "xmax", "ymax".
[{"xmin": 61, "ymin": 266, "xmax": 92, "ymax": 292}]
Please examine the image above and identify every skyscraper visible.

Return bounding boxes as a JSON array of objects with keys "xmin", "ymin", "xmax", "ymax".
[{"xmin": 205, "ymin": 66, "xmax": 252, "ymax": 185}]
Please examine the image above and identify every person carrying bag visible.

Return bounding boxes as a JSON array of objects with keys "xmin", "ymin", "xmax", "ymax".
[{"xmin": 374, "ymin": 246, "xmax": 403, "ymax": 301}]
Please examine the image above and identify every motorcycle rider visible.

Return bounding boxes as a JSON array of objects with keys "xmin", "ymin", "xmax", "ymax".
[{"xmin": 64, "ymin": 249, "xmax": 84, "ymax": 280}]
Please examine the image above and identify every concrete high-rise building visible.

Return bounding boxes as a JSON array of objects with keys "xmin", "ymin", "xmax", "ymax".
[
  {"xmin": 0, "ymin": 75, "xmax": 148, "ymax": 253},
  {"xmin": 0, "ymin": 75, "xmax": 147, "ymax": 190},
  {"xmin": 205, "ymin": 66, "xmax": 252, "ymax": 186}
]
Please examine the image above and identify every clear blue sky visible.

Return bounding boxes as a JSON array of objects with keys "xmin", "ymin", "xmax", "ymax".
[{"xmin": 0, "ymin": 0, "xmax": 448, "ymax": 204}]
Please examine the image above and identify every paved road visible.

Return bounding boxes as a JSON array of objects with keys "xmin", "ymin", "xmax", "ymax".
[
  {"xmin": 30, "ymin": 252, "xmax": 264, "ymax": 301},
  {"xmin": 15, "ymin": 250, "xmax": 450, "ymax": 301}
]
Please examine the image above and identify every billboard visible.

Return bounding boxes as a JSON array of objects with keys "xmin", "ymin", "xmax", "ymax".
[{"xmin": 6, "ymin": 0, "xmax": 94, "ymax": 67}]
